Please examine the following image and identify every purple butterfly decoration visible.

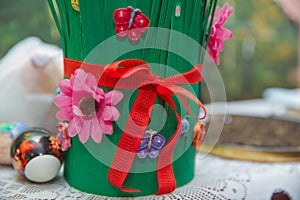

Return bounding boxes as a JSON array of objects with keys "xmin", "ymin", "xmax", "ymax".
[{"xmin": 137, "ymin": 130, "xmax": 166, "ymax": 159}]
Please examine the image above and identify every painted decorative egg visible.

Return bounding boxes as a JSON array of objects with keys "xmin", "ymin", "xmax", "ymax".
[{"xmin": 11, "ymin": 128, "xmax": 63, "ymax": 183}]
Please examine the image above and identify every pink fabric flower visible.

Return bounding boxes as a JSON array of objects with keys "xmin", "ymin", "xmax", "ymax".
[
  {"xmin": 54, "ymin": 69, "xmax": 123, "ymax": 144},
  {"xmin": 56, "ymin": 122, "xmax": 71, "ymax": 151},
  {"xmin": 208, "ymin": 3, "xmax": 233, "ymax": 65}
]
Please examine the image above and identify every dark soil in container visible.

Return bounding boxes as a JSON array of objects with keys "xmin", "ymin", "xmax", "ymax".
[{"xmin": 217, "ymin": 115, "xmax": 300, "ymax": 147}]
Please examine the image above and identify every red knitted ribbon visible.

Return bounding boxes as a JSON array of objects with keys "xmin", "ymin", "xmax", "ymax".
[{"xmin": 64, "ymin": 58, "xmax": 206, "ymax": 194}]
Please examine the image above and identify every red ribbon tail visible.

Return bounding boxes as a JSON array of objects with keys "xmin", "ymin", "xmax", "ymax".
[
  {"xmin": 108, "ymin": 85, "xmax": 157, "ymax": 193},
  {"xmin": 156, "ymin": 95, "xmax": 182, "ymax": 195},
  {"xmin": 156, "ymin": 165, "xmax": 176, "ymax": 195}
]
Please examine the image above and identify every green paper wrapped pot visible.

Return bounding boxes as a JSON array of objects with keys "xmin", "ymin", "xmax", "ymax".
[{"xmin": 48, "ymin": 0, "xmax": 217, "ymax": 197}]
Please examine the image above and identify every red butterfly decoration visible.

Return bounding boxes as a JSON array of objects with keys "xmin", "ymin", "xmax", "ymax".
[{"xmin": 114, "ymin": 6, "xmax": 150, "ymax": 41}]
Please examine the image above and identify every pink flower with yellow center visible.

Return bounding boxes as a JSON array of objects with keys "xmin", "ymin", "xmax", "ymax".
[
  {"xmin": 54, "ymin": 69, "xmax": 123, "ymax": 144},
  {"xmin": 208, "ymin": 3, "xmax": 233, "ymax": 65}
]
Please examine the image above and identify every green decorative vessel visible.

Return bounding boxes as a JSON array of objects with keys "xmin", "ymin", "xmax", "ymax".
[{"xmin": 48, "ymin": 0, "xmax": 217, "ymax": 197}]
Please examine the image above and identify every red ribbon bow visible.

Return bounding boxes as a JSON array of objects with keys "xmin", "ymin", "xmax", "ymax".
[{"xmin": 64, "ymin": 58, "xmax": 206, "ymax": 195}]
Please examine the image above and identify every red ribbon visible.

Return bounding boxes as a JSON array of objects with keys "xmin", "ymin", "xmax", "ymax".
[{"xmin": 64, "ymin": 58, "xmax": 206, "ymax": 194}]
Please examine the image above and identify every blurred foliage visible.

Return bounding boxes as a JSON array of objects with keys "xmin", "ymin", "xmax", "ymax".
[
  {"xmin": 0, "ymin": 0, "xmax": 60, "ymax": 58},
  {"xmin": 0, "ymin": 0, "xmax": 298, "ymax": 101},
  {"xmin": 218, "ymin": 0, "xmax": 298, "ymax": 100}
]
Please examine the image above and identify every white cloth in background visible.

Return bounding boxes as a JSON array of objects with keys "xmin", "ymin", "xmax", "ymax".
[
  {"xmin": 0, "ymin": 37, "xmax": 63, "ymax": 132},
  {"xmin": 263, "ymin": 87, "xmax": 300, "ymax": 110}
]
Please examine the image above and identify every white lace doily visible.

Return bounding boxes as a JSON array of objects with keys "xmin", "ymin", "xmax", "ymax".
[{"xmin": 1, "ymin": 154, "xmax": 300, "ymax": 200}]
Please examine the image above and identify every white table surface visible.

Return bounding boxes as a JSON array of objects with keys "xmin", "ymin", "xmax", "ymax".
[{"xmin": 1, "ymin": 154, "xmax": 300, "ymax": 200}]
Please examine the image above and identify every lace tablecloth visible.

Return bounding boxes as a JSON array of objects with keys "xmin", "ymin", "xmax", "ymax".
[{"xmin": 1, "ymin": 154, "xmax": 300, "ymax": 200}]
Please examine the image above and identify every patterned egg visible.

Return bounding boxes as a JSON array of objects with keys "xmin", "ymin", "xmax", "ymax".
[{"xmin": 11, "ymin": 128, "xmax": 63, "ymax": 183}]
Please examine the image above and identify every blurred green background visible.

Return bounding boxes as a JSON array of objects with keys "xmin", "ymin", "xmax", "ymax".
[
  {"xmin": 0, "ymin": 0, "xmax": 298, "ymax": 101},
  {"xmin": 0, "ymin": 0, "xmax": 60, "ymax": 55}
]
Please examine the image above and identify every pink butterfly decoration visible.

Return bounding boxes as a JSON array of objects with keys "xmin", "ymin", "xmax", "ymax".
[{"xmin": 114, "ymin": 6, "xmax": 150, "ymax": 41}]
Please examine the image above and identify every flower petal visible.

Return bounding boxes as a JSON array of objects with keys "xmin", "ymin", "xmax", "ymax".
[
  {"xmin": 72, "ymin": 105, "xmax": 84, "ymax": 117},
  {"xmin": 54, "ymin": 94, "xmax": 72, "ymax": 108},
  {"xmin": 93, "ymin": 87, "xmax": 105, "ymax": 102},
  {"xmin": 101, "ymin": 106, "xmax": 120, "ymax": 121},
  {"xmin": 73, "ymin": 69, "xmax": 92, "ymax": 93},
  {"xmin": 208, "ymin": 47, "xmax": 220, "ymax": 65},
  {"xmin": 59, "ymin": 79, "xmax": 72, "ymax": 96},
  {"xmin": 78, "ymin": 120, "xmax": 92, "ymax": 143},
  {"xmin": 105, "ymin": 90, "xmax": 123, "ymax": 106},
  {"xmin": 102, "ymin": 106, "xmax": 113, "ymax": 121},
  {"xmin": 99, "ymin": 118, "xmax": 113, "ymax": 134},
  {"xmin": 90, "ymin": 119, "xmax": 103, "ymax": 143},
  {"xmin": 68, "ymin": 118, "xmax": 79, "ymax": 137},
  {"xmin": 219, "ymin": 28, "xmax": 232, "ymax": 40},
  {"xmin": 91, "ymin": 129, "xmax": 103, "ymax": 144},
  {"xmin": 111, "ymin": 107, "xmax": 120, "ymax": 121},
  {"xmin": 61, "ymin": 140, "xmax": 71, "ymax": 151},
  {"xmin": 215, "ymin": 39, "xmax": 224, "ymax": 52},
  {"xmin": 85, "ymin": 73, "xmax": 98, "ymax": 89},
  {"xmin": 56, "ymin": 107, "xmax": 73, "ymax": 120},
  {"xmin": 78, "ymin": 132, "xmax": 90, "ymax": 143}
]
